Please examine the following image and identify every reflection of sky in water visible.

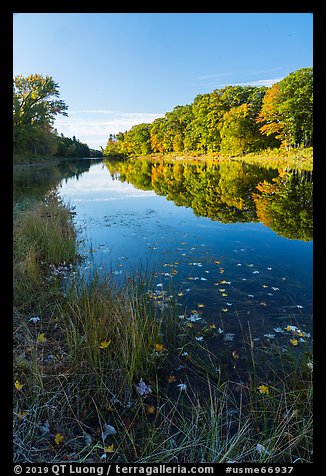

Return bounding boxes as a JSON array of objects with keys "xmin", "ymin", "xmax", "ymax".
[{"xmin": 59, "ymin": 162, "xmax": 313, "ymax": 343}]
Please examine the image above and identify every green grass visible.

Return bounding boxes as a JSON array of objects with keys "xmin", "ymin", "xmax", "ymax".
[{"xmin": 13, "ymin": 194, "xmax": 313, "ymax": 464}]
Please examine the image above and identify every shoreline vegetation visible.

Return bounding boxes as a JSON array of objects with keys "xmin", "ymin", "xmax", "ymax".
[
  {"xmin": 13, "ymin": 188, "xmax": 313, "ymax": 464},
  {"xmin": 14, "ymin": 146, "xmax": 313, "ymax": 172},
  {"xmin": 104, "ymin": 147, "xmax": 313, "ymax": 172}
]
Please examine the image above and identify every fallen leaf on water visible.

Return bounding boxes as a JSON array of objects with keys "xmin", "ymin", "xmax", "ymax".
[
  {"xmin": 168, "ymin": 375, "xmax": 177, "ymax": 383},
  {"xmin": 290, "ymin": 339, "xmax": 299, "ymax": 346}
]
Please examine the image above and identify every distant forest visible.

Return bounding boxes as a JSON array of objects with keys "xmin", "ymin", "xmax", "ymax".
[
  {"xmin": 104, "ymin": 67, "xmax": 312, "ymax": 158},
  {"xmin": 13, "ymin": 74, "xmax": 102, "ymax": 159}
]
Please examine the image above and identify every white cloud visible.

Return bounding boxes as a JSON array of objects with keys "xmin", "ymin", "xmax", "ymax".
[{"xmin": 54, "ymin": 111, "xmax": 164, "ymax": 149}]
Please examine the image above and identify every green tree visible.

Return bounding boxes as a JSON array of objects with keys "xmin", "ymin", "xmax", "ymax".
[
  {"xmin": 257, "ymin": 68, "xmax": 313, "ymax": 148},
  {"xmin": 13, "ymin": 74, "xmax": 68, "ymax": 154}
]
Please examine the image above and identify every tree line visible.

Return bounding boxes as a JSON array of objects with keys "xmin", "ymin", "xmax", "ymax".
[
  {"xmin": 104, "ymin": 68, "xmax": 313, "ymax": 158},
  {"xmin": 13, "ymin": 74, "xmax": 102, "ymax": 159}
]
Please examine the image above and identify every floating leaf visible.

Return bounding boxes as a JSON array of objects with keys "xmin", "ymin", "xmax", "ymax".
[
  {"xmin": 290, "ymin": 339, "xmax": 299, "ymax": 346},
  {"xmin": 55, "ymin": 433, "xmax": 64, "ymax": 445},
  {"xmin": 145, "ymin": 405, "xmax": 156, "ymax": 415}
]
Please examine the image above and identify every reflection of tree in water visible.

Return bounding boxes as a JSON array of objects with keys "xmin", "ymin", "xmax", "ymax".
[
  {"xmin": 105, "ymin": 158, "xmax": 312, "ymax": 241},
  {"xmin": 253, "ymin": 169, "xmax": 313, "ymax": 241},
  {"xmin": 13, "ymin": 159, "xmax": 96, "ymax": 201}
]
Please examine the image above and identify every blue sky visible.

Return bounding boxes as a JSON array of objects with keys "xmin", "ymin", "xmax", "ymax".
[{"xmin": 13, "ymin": 13, "xmax": 313, "ymax": 150}]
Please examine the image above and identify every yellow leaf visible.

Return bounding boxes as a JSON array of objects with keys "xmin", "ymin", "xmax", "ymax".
[
  {"xmin": 104, "ymin": 444, "xmax": 115, "ymax": 453},
  {"xmin": 214, "ymin": 260, "xmax": 220, "ymax": 264},
  {"xmin": 197, "ymin": 303, "xmax": 205, "ymax": 308},
  {"xmin": 154, "ymin": 343, "xmax": 164, "ymax": 352},
  {"xmin": 145, "ymin": 405, "xmax": 156, "ymax": 414},
  {"xmin": 209, "ymin": 324, "xmax": 216, "ymax": 329},
  {"xmin": 167, "ymin": 375, "xmax": 177, "ymax": 383},
  {"xmin": 37, "ymin": 333, "xmax": 47, "ymax": 343},
  {"xmin": 14, "ymin": 380, "xmax": 23, "ymax": 391},
  {"xmin": 99, "ymin": 339, "xmax": 112, "ymax": 349},
  {"xmin": 290, "ymin": 339, "xmax": 299, "ymax": 346},
  {"xmin": 17, "ymin": 411, "xmax": 28, "ymax": 420},
  {"xmin": 55, "ymin": 433, "xmax": 64, "ymax": 445},
  {"xmin": 258, "ymin": 385, "xmax": 269, "ymax": 395}
]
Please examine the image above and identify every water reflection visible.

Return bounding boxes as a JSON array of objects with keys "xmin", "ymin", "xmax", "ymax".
[
  {"xmin": 105, "ymin": 158, "xmax": 313, "ymax": 241},
  {"xmin": 14, "ymin": 158, "xmax": 313, "ymax": 345},
  {"xmin": 13, "ymin": 159, "xmax": 99, "ymax": 202}
]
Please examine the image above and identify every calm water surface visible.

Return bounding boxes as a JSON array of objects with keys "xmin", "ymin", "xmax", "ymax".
[{"xmin": 55, "ymin": 159, "xmax": 313, "ymax": 345}]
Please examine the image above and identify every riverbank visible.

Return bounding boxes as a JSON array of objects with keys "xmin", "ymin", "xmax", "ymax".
[
  {"xmin": 13, "ymin": 154, "xmax": 102, "ymax": 169},
  {"xmin": 110, "ymin": 147, "xmax": 313, "ymax": 172},
  {"xmin": 13, "ymin": 192, "xmax": 313, "ymax": 464}
]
